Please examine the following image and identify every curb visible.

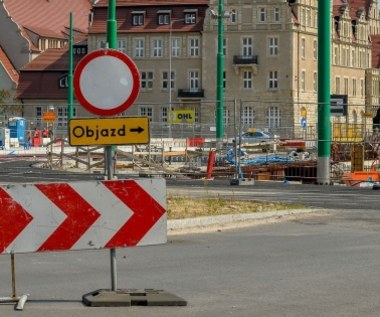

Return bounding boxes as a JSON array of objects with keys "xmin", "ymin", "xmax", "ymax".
[{"xmin": 167, "ymin": 208, "xmax": 320, "ymax": 231}]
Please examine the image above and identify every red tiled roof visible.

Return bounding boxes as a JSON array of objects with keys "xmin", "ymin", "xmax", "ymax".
[
  {"xmin": 93, "ymin": 0, "xmax": 209, "ymax": 6},
  {"xmin": 0, "ymin": 47, "xmax": 19, "ymax": 84},
  {"xmin": 89, "ymin": 1, "xmax": 208, "ymax": 34},
  {"xmin": 333, "ymin": 0, "xmax": 373, "ymax": 19},
  {"xmin": 3, "ymin": 0, "xmax": 92, "ymax": 51},
  {"xmin": 16, "ymin": 46, "xmax": 86, "ymax": 99},
  {"xmin": 371, "ymin": 34, "xmax": 380, "ymax": 68}
]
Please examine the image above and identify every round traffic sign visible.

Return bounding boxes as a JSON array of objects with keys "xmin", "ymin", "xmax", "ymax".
[{"xmin": 74, "ymin": 49, "xmax": 140, "ymax": 116}]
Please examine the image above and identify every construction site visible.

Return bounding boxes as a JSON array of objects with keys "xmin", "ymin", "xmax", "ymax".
[{"xmin": 41, "ymin": 122, "xmax": 380, "ymax": 188}]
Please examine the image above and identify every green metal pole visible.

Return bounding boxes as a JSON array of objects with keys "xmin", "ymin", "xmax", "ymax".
[
  {"xmin": 317, "ymin": 0, "xmax": 331, "ymax": 184},
  {"xmin": 107, "ymin": 0, "xmax": 117, "ymax": 49},
  {"xmin": 216, "ymin": 0, "xmax": 224, "ymax": 143},
  {"xmin": 68, "ymin": 12, "xmax": 74, "ymax": 121},
  {"xmin": 107, "ymin": 0, "xmax": 117, "ymax": 292}
]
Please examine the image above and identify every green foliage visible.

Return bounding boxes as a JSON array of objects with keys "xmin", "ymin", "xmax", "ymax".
[{"xmin": 0, "ymin": 89, "xmax": 22, "ymax": 118}]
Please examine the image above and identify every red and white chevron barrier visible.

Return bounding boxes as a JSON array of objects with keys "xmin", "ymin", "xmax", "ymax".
[{"xmin": 0, "ymin": 179, "xmax": 167, "ymax": 254}]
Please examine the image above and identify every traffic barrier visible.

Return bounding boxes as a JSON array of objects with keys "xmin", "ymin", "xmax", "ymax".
[{"xmin": 0, "ymin": 179, "xmax": 182, "ymax": 308}]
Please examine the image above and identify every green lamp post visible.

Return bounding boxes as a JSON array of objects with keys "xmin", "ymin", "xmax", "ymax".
[
  {"xmin": 317, "ymin": 0, "xmax": 331, "ymax": 184},
  {"xmin": 216, "ymin": 0, "xmax": 225, "ymax": 144}
]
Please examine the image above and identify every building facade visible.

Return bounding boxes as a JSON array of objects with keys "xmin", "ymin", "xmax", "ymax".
[{"xmin": 15, "ymin": 0, "xmax": 380, "ymax": 140}]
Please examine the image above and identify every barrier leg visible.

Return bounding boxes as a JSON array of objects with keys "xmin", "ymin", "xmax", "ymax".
[{"xmin": 0, "ymin": 254, "xmax": 29, "ymax": 311}]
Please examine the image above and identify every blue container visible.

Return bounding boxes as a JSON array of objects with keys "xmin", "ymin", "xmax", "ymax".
[{"xmin": 8, "ymin": 117, "xmax": 26, "ymax": 144}]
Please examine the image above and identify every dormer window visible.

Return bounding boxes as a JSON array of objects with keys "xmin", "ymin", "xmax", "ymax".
[
  {"xmin": 158, "ymin": 11, "xmax": 170, "ymax": 25},
  {"xmin": 132, "ymin": 11, "xmax": 145, "ymax": 26},
  {"xmin": 184, "ymin": 10, "xmax": 197, "ymax": 24}
]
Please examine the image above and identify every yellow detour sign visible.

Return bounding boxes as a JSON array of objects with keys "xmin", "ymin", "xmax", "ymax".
[
  {"xmin": 43, "ymin": 111, "xmax": 56, "ymax": 122},
  {"xmin": 69, "ymin": 117, "xmax": 149, "ymax": 146},
  {"xmin": 169, "ymin": 110, "xmax": 195, "ymax": 123}
]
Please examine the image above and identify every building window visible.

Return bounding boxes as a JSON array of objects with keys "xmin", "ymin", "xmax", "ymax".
[
  {"xmin": 97, "ymin": 39, "xmax": 107, "ymax": 49},
  {"xmin": 301, "ymin": 38, "xmax": 306, "ymax": 59},
  {"xmin": 57, "ymin": 107, "xmax": 75, "ymax": 128},
  {"xmin": 352, "ymin": 78, "xmax": 357, "ymax": 96},
  {"xmin": 171, "ymin": 38, "xmax": 181, "ymax": 57},
  {"xmin": 223, "ymin": 71, "xmax": 227, "ymax": 89},
  {"xmin": 266, "ymin": 106, "xmax": 281, "ymax": 128},
  {"xmin": 59, "ymin": 74, "xmax": 68, "ymax": 88},
  {"xmin": 118, "ymin": 39, "xmax": 126, "ymax": 53},
  {"xmin": 134, "ymin": 38, "xmax": 144, "ymax": 57},
  {"xmin": 241, "ymin": 106, "xmax": 255, "ymax": 126},
  {"xmin": 132, "ymin": 13, "xmax": 144, "ymax": 26},
  {"xmin": 313, "ymin": 40, "xmax": 317, "ymax": 60},
  {"xmin": 243, "ymin": 71, "xmax": 252, "ymax": 89},
  {"xmin": 185, "ymin": 12, "xmax": 196, "ymax": 24},
  {"xmin": 158, "ymin": 13, "xmax": 170, "ymax": 25},
  {"xmin": 152, "ymin": 38, "xmax": 162, "ymax": 57},
  {"xmin": 161, "ymin": 107, "xmax": 169, "ymax": 123},
  {"xmin": 274, "ymin": 7, "xmax": 280, "ymax": 22},
  {"xmin": 139, "ymin": 106, "xmax": 153, "ymax": 122},
  {"xmin": 141, "ymin": 71, "xmax": 154, "ymax": 90},
  {"xmin": 189, "ymin": 38, "xmax": 200, "ymax": 57},
  {"xmin": 223, "ymin": 107, "xmax": 230, "ymax": 126},
  {"xmin": 269, "ymin": 71, "xmax": 278, "ymax": 89},
  {"xmin": 258, "ymin": 8, "xmax": 266, "ymax": 22},
  {"xmin": 334, "ymin": 47, "xmax": 339, "ymax": 65},
  {"xmin": 230, "ymin": 9, "xmax": 237, "ymax": 23},
  {"xmin": 301, "ymin": 71, "xmax": 306, "ymax": 91},
  {"xmin": 313, "ymin": 72, "xmax": 317, "ymax": 92},
  {"xmin": 242, "ymin": 37, "xmax": 253, "ymax": 56},
  {"xmin": 360, "ymin": 79, "xmax": 364, "ymax": 96},
  {"xmin": 344, "ymin": 77, "xmax": 349, "ymax": 95},
  {"xmin": 336, "ymin": 77, "xmax": 341, "ymax": 94},
  {"xmin": 269, "ymin": 37, "xmax": 278, "ymax": 56},
  {"xmin": 189, "ymin": 71, "xmax": 200, "ymax": 91},
  {"xmin": 36, "ymin": 106, "xmax": 42, "ymax": 128},
  {"xmin": 162, "ymin": 71, "xmax": 174, "ymax": 90}
]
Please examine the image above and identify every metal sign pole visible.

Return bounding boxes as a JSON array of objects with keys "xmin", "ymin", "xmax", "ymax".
[
  {"xmin": 107, "ymin": 0, "xmax": 118, "ymax": 292},
  {"xmin": 105, "ymin": 145, "xmax": 117, "ymax": 291}
]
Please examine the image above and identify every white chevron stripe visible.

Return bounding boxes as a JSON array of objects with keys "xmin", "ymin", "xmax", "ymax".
[
  {"xmin": 70, "ymin": 182, "xmax": 133, "ymax": 250},
  {"xmin": 5, "ymin": 184, "xmax": 66, "ymax": 253},
  {"xmin": 132, "ymin": 178, "xmax": 167, "ymax": 209}
]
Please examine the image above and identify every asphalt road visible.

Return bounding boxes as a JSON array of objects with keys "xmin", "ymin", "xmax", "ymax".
[
  {"xmin": 2, "ymin": 209, "xmax": 380, "ymax": 316},
  {"xmin": 166, "ymin": 178, "xmax": 380, "ymax": 211},
  {"xmin": 1, "ymin": 159, "xmax": 380, "ymax": 316}
]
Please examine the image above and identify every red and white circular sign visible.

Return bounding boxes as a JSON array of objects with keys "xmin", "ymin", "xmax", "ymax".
[{"xmin": 74, "ymin": 49, "xmax": 140, "ymax": 116}]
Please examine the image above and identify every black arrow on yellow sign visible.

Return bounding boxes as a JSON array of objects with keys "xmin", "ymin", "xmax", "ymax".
[{"xmin": 130, "ymin": 127, "xmax": 144, "ymax": 134}]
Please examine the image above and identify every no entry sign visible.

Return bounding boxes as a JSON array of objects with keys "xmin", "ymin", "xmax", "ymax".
[{"xmin": 74, "ymin": 49, "xmax": 141, "ymax": 116}]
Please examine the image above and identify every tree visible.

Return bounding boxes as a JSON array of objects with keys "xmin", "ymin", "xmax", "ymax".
[{"xmin": 0, "ymin": 89, "xmax": 23, "ymax": 124}]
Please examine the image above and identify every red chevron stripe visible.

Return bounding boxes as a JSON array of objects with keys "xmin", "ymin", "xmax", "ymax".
[
  {"xmin": 103, "ymin": 180, "xmax": 166, "ymax": 247},
  {"xmin": 36, "ymin": 183, "xmax": 100, "ymax": 252},
  {"xmin": 0, "ymin": 188, "xmax": 33, "ymax": 253}
]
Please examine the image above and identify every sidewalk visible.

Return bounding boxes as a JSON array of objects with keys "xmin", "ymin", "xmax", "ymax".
[{"xmin": 167, "ymin": 208, "xmax": 321, "ymax": 233}]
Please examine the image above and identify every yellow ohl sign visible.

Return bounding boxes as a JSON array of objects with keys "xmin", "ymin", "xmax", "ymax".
[{"xmin": 169, "ymin": 110, "xmax": 195, "ymax": 123}]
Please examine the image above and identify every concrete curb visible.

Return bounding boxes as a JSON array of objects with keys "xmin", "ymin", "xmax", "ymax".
[{"xmin": 167, "ymin": 208, "xmax": 320, "ymax": 230}]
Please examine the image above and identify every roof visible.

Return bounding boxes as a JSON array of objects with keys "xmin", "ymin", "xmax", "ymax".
[
  {"xmin": 333, "ymin": 0, "xmax": 373, "ymax": 19},
  {"xmin": 93, "ymin": 0, "xmax": 209, "ymax": 6},
  {"xmin": 3, "ymin": 0, "xmax": 93, "ymax": 51},
  {"xmin": 16, "ymin": 45, "xmax": 86, "ymax": 99},
  {"xmin": 371, "ymin": 34, "xmax": 380, "ymax": 68},
  {"xmin": 89, "ymin": 0, "xmax": 209, "ymax": 34},
  {"xmin": 0, "ymin": 47, "xmax": 19, "ymax": 84}
]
